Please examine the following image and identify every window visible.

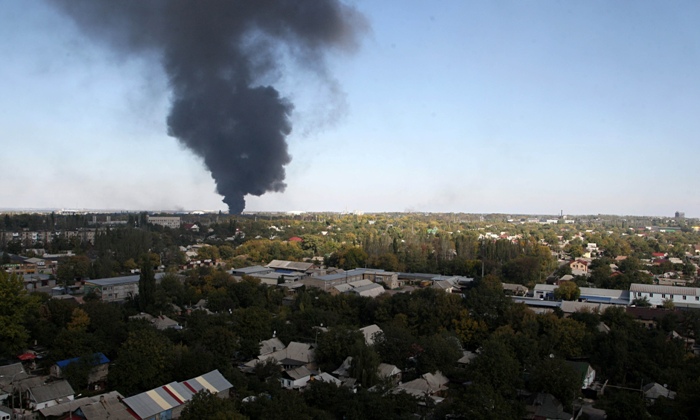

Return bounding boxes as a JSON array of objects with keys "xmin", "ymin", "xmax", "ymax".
[
  {"xmin": 683, "ymin": 296, "xmax": 686, "ymax": 300},
  {"xmin": 662, "ymin": 294, "xmax": 666, "ymax": 298},
  {"xmin": 650, "ymin": 293, "xmax": 654, "ymax": 297}
]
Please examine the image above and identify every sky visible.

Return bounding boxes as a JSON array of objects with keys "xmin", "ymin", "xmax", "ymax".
[{"xmin": 1, "ymin": 1, "xmax": 699, "ymax": 217}]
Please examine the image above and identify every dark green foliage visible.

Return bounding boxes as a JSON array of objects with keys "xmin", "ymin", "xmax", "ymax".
[
  {"xmin": 109, "ymin": 326, "xmax": 176, "ymax": 396},
  {"xmin": 179, "ymin": 391, "xmax": 246, "ymax": 420},
  {"xmin": 528, "ymin": 357, "xmax": 581, "ymax": 409},
  {"xmin": 138, "ymin": 256, "xmax": 156, "ymax": 311}
]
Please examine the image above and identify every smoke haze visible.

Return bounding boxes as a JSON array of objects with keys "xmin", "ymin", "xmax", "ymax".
[{"xmin": 48, "ymin": 0, "xmax": 365, "ymax": 213}]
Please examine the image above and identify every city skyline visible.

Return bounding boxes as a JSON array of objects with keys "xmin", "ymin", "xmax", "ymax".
[{"xmin": 2, "ymin": 1, "xmax": 699, "ymax": 216}]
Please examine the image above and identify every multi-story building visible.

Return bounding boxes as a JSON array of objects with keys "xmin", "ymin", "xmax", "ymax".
[
  {"xmin": 84, "ymin": 272, "xmax": 166, "ymax": 302},
  {"xmin": 147, "ymin": 216, "xmax": 181, "ymax": 229}
]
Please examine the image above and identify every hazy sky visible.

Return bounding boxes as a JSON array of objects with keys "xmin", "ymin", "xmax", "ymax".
[{"xmin": 2, "ymin": 1, "xmax": 699, "ymax": 216}]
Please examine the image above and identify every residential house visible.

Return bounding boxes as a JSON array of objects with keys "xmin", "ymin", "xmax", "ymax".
[
  {"xmin": 457, "ymin": 351, "xmax": 478, "ymax": 366},
  {"xmin": 0, "ymin": 363, "xmax": 27, "ymax": 402},
  {"xmin": 129, "ymin": 313, "xmax": 182, "ymax": 330},
  {"xmin": 27, "ymin": 380, "xmax": 75, "ymax": 411},
  {"xmin": 257, "ymin": 342, "xmax": 315, "ymax": 370},
  {"xmin": 359, "ymin": 325, "xmax": 382, "ymax": 346},
  {"xmin": 526, "ymin": 393, "xmax": 573, "ymax": 420},
  {"xmin": 502, "ymin": 283, "xmax": 528, "ymax": 296},
  {"xmin": 50, "ymin": 353, "xmax": 110, "ymax": 391},
  {"xmin": 280, "ymin": 366, "xmax": 313, "ymax": 389},
  {"xmin": 394, "ymin": 371, "xmax": 449, "ymax": 403},
  {"xmin": 566, "ymin": 361, "xmax": 596, "ymax": 389},
  {"xmin": 377, "ymin": 363, "xmax": 401, "ymax": 384},
  {"xmin": 642, "ymin": 382, "xmax": 676, "ymax": 404},
  {"xmin": 569, "ymin": 260, "xmax": 589, "ymax": 275},
  {"xmin": 38, "ymin": 390, "xmax": 131, "ymax": 420}
]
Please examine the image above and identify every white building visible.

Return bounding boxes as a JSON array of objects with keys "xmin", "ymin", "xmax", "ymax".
[
  {"xmin": 147, "ymin": 216, "xmax": 181, "ymax": 229},
  {"xmin": 629, "ymin": 283, "xmax": 700, "ymax": 308}
]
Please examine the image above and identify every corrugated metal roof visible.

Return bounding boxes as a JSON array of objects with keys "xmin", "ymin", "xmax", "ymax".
[
  {"xmin": 266, "ymin": 260, "xmax": 314, "ymax": 271},
  {"xmin": 579, "ymin": 287, "xmax": 628, "ymax": 298},
  {"xmin": 123, "ymin": 370, "xmax": 231, "ymax": 419},
  {"xmin": 333, "ymin": 284, "xmax": 353, "ymax": 293},
  {"xmin": 30, "ymin": 380, "xmax": 74, "ymax": 403},
  {"xmin": 56, "ymin": 353, "xmax": 109, "ymax": 369},
  {"xmin": 86, "ymin": 272, "xmax": 166, "ymax": 287},
  {"xmin": 348, "ymin": 279, "xmax": 373, "ymax": 288},
  {"xmin": 630, "ymin": 283, "xmax": 700, "ymax": 296},
  {"xmin": 231, "ymin": 265, "xmax": 272, "ymax": 275}
]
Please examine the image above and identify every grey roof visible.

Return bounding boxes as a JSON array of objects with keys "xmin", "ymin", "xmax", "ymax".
[
  {"xmin": 332, "ymin": 357, "xmax": 353, "ymax": 377},
  {"xmin": 316, "ymin": 269, "xmax": 365, "ymax": 282},
  {"xmin": 30, "ymin": 380, "xmax": 74, "ymax": 403},
  {"xmin": 360, "ymin": 324, "xmax": 383, "ymax": 345},
  {"xmin": 260, "ymin": 338, "xmax": 286, "ymax": 356},
  {"xmin": 457, "ymin": 351, "xmax": 478, "ymax": 364},
  {"xmin": 352, "ymin": 283, "xmax": 385, "ymax": 297},
  {"xmin": 266, "ymin": 260, "xmax": 315, "ymax": 272},
  {"xmin": 123, "ymin": 383, "xmax": 189, "ymax": 419},
  {"xmin": 259, "ymin": 342, "xmax": 314, "ymax": 365},
  {"xmin": 643, "ymin": 382, "xmax": 677, "ymax": 400},
  {"xmin": 231, "ymin": 265, "xmax": 272, "ymax": 275},
  {"xmin": 85, "ymin": 272, "xmax": 166, "ymax": 287},
  {"xmin": 283, "ymin": 366, "xmax": 312, "ymax": 380},
  {"xmin": 80, "ymin": 397, "xmax": 133, "ymax": 420},
  {"xmin": 502, "ymin": 283, "xmax": 528, "ymax": 293},
  {"xmin": 314, "ymin": 372, "xmax": 342, "ymax": 386},
  {"xmin": 333, "ymin": 284, "xmax": 354, "ymax": 293},
  {"xmin": 0, "ymin": 363, "xmax": 26, "ymax": 384},
  {"xmin": 532, "ymin": 393, "xmax": 571, "ymax": 420},
  {"xmin": 184, "ymin": 369, "xmax": 233, "ymax": 394},
  {"xmin": 631, "ymin": 283, "xmax": 700, "ymax": 296},
  {"xmin": 377, "ymin": 363, "xmax": 401, "ymax": 378},
  {"xmin": 348, "ymin": 279, "xmax": 374, "ymax": 288},
  {"xmin": 38, "ymin": 391, "xmax": 125, "ymax": 418}
]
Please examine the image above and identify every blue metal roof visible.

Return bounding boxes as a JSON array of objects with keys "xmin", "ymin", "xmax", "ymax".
[{"xmin": 56, "ymin": 352, "xmax": 110, "ymax": 369}]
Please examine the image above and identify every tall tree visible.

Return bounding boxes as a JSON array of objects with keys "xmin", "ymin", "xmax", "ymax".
[
  {"xmin": 0, "ymin": 271, "xmax": 37, "ymax": 356},
  {"xmin": 138, "ymin": 256, "xmax": 156, "ymax": 311},
  {"xmin": 179, "ymin": 391, "xmax": 246, "ymax": 420}
]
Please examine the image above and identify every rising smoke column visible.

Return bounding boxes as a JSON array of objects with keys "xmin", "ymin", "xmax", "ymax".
[{"xmin": 48, "ymin": 1, "xmax": 365, "ymax": 213}]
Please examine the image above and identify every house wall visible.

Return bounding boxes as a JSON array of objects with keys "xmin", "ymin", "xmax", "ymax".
[
  {"xmin": 632, "ymin": 290, "xmax": 700, "ymax": 307},
  {"xmin": 85, "ymin": 282, "xmax": 139, "ymax": 302},
  {"xmin": 365, "ymin": 272, "xmax": 399, "ymax": 289}
]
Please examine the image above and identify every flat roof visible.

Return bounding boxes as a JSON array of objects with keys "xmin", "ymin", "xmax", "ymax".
[
  {"xmin": 630, "ymin": 283, "xmax": 700, "ymax": 296},
  {"xmin": 85, "ymin": 272, "xmax": 166, "ymax": 286}
]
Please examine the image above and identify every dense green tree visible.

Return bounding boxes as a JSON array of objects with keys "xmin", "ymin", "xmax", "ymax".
[
  {"xmin": 554, "ymin": 281, "xmax": 580, "ymax": 301},
  {"xmin": 529, "ymin": 357, "xmax": 581, "ymax": 409},
  {"xmin": 468, "ymin": 335, "xmax": 522, "ymax": 398},
  {"xmin": 0, "ymin": 271, "xmax": 38, "ymax": 356},
  {"xmin": 109, "ymin": 326, "xmax": 176, "ymax": 395},
  {"xmin": 180, "ymin": 391, "xmax": 246, "ymax": 420},
  {"xmin": 138, "ymin": 256, "xmax": 156, "ymax": 311}
]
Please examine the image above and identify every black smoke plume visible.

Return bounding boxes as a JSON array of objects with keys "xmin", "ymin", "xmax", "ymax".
[{"xmin": 48, "ymin": 0, "xmax": 365, "ymax": 213}]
